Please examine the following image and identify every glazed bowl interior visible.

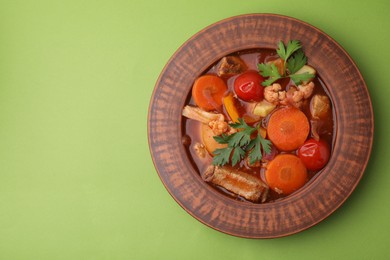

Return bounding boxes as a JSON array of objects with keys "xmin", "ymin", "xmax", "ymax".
[{"xmin": 148, "ymin": 14, "xmax": 373, "ymax": 238}]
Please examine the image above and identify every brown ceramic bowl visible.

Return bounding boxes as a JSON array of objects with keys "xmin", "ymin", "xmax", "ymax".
[{"xmin": 148, "ymin": 14, "xmax": 373, "ymax": 238}]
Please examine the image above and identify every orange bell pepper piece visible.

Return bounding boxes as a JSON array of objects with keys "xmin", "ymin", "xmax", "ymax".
[{"xmin": 223, "ymin": 93, "xmax": 240, "ymax": 123}]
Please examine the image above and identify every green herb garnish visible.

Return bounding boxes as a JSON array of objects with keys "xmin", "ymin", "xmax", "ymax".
[
  {"xmin": 257, "ymin": 63, "xmax": 282, "ymax": 86},
  {"xmin": 212, "ymin": 118, "xmax": 272, "ymax": 167},
  {"xmin": 276, "ymin": 40, "xmax": 302, "ymax": 66},
  {"xmin": 287, "ymin": 49, "xmax": 307, "ymax": 74},
  {"xmin": 289, "ymin": 72, "xmax": 315, "ymax": 85},
  {"xmin": 257, "ymin": 40, "xmax": 315, "ymax": 86}
]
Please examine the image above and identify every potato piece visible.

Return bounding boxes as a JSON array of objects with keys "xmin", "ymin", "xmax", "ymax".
[
  {"xmin": 295, "ymin": 65, "xmax": 316, "ymax": 84},
  {"xmin": 253, "ymin": 100, "xmax": 276, "ymax": 117},
  {"xmin": 295, "ymin": 64, "xmax": 316, "ymax": 75},
  {"xmin": 201, "ymin": 123, "xmax": 227, "ymax": 154}
]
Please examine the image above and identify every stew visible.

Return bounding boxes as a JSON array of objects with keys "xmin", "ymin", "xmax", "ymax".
[{"xmin": 182, "ymin": 41, "xmax": 334, "ymax": 203}]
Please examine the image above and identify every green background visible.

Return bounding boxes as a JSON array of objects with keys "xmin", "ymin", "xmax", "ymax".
[{"xmin": 0, "ymin": 0, "xmax": 388, "ymax": 259}]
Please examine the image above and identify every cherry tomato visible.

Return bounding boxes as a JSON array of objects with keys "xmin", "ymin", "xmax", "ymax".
[
  {"xmin": 298, "ymin": 138, "xmax": 330, "ymax": 171},
  {"xmin": 234, "ymin": 70, "xmax": 264, "ymax": 102}
]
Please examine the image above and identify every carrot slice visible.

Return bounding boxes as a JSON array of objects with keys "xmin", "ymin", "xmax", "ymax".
[
  {"xmin": 265, "ymin": 154, "xmax": 307, "ymax": 195},
  {"xmin": 267, "ymin": 107, "xmax": 309, "ymax": 151},
  {"xmin": 192, "ymin": 75, "xmax": 228, "ymax": 111}
]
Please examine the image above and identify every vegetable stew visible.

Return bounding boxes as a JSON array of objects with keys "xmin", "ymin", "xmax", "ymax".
[{"xmin": 182, "ymin": 41, "xmax": 334, "ymax": 203}]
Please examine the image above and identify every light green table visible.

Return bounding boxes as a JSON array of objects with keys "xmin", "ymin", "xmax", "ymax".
[{"xmin": 0, "ymin": 0, "xmax": 388, "ymax": 259}]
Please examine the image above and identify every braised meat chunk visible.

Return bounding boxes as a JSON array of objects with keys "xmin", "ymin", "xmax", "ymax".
[
  {"xmin": 202, "ymin": 165, "xmax": 269, "ymax": 202},
  {"xmin": 217, "ymin": 56, "xmax": 247, "ymax": 77}
]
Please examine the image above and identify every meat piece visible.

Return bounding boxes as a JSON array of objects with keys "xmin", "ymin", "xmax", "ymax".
[
  {"xmin": 310, "ymin": 95, "xmax": 331, "ymax": 141},
  {"xmin": 202, "ymin": 165, "xmax": 269, "ymax": 202},
  {"xmin": 310, "ymin": 94, "xmax": 331, "ymax": 119},
  {"xmin": 217, "ymin": 56, "xmax": 247, "ymax": 77}
]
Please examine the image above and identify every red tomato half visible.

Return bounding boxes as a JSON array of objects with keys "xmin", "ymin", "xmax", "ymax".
[
  {"xmin": 234, "ymin": 70, "xmax": 264, "ymax": 102},
  {"xmin": 298, "ymin": 139, "xmax": 330, "ymax": 171}
]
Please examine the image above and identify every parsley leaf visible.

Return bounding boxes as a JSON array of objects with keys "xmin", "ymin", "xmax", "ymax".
[
  {"xmin": 276, "ymin": 41, "xmax": 286, "ymax": 59},
  {"xmin": 231, "ymin": 146, "xmax": 246, "ymax": 166},
  {"xmin": 228, "ymin": 130, "xmax": 249, "ymax": 147},
  {"xmin": 213, "ymin": 133, "xmax": 231, "ymax": 144},
  {"xmin": 213, "ymin": 147, "xmax": 233, "ymax": 167},
  {"xmin": 287, "ymin": 49, "xmax": 307, "ymax": 74},
  {"xmin": 229, "ymin": 118, "xmax": 249, "ymax": 129},
  {"xmin": 289, "ymin": 72, "xmax": 315, "ymax": 85},
  {"xmin": 259, "ymin": 136, "xmax": 272, "ymax": 155},
  {"xmin": 212, "ymin": 119, "xmax": 271, "ymax": 167},
  {"xmin": 257, "ymin": 40, "xmax": 315, "ymax": 86},
  {"xmin": 247, "ymin": 133, "xmax": 272, "ymax": 165},
  {"xmin": 277, "ymin": 40, "xmax": 301, "ymax": 61},
  {"xmin": 258, "ymin": 63, "xmax": 282, "ymax": 86},
  {"xmin": 228, "ymin": 118, "xmax": 256, "ymax": 147},
  {"xmin": 246, "ymin": 135, "xmax": 261, "ymax": 165}
]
